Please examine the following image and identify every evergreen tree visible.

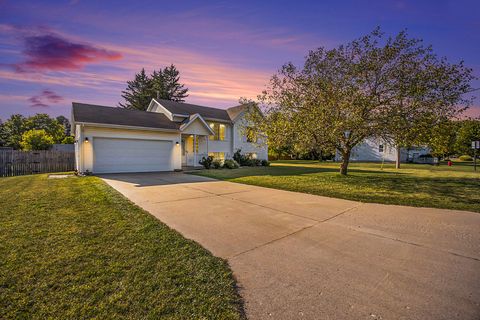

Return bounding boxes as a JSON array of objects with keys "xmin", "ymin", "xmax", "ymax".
[
  {"xmin": 119, "ymin": 68, "xmax": 153, "ymax": 110},
  {"xmin": 159, "ymin": 64, "xmax": 189, "ymax": 102},
  {"xmin": 119, "ymin": 65, "xmax": 189, "ymax": 110}
]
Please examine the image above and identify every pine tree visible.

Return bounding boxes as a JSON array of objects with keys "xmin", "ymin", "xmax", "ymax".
[
  {"xmin": 119, "ymin": 66, "xmax": 189, "ymax": 110},
  {"xmin": 160, "ymin": 64, "xmax": 189, "ymax": 102},
  {"xmin": 119, "ymin": 68, "xmax": 153, "ymax": 110}
]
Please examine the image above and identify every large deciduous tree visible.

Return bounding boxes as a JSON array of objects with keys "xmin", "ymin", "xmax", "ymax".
[
  {"xmin": 455, "ymin": 119, "xmax": 480, "ymax": 156},
  {"xmin": 0, "ymin": 114, "xmax": 70, "ymax": 149},
  {"xmin": 251, "ymin": 29, "xmax": 474, "ymax": 175},
  {"xmin": 20, "ymin": 129, "xmax": 54, "ymax": 151},
  {"xmin": 119, "ymin": 65, "xmax": 189, "ymax": 110}
]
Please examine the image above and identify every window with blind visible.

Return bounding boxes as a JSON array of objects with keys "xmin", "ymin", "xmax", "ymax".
[{"xmin": 209, "ymin": 122, "xmax": 226, "ymax": 141}]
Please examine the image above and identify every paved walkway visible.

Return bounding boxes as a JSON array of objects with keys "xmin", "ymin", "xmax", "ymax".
[{"xmin": 101, "ymin": 172, "xmax": 480, "ymax": 320}]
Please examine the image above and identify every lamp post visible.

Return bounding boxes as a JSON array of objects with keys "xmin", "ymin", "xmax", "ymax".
[{"xmin": 473, "ymin": 141, "xmax": 479, "ymax": 172}]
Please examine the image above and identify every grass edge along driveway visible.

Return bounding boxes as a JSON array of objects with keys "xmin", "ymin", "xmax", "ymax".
[
  {"xmin": 0, "ymin": 174, "xmax": 244, "ymax": 320},
  {"xmin": 191, "ymin": 160, "xmax": 480, "ymax": 213}
]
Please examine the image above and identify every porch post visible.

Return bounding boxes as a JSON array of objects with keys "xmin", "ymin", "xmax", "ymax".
[
  {"xmin": 206, "ymin": 135, "xmax": 208, "ymax": 155},
  {"xmin": 193, "ymin": 134, "xmax": 197, "ymax": 166}
]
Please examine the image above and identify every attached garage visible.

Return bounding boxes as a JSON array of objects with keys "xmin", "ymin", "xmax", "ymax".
[{"xmin": 93, "ymin": 138, "xmax": 174, "ymax": 173}]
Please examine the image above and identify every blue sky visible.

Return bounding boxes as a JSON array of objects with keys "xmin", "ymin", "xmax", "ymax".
[{"xmin": 0, "ymin": 0, "xmax": 479, "ymax": 120}]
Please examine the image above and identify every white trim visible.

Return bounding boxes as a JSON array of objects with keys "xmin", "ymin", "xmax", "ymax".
[
  {"xmin": 204, "ymin": 117, "xmax": 232, "ymax": 123},
  {"xmin": 147, "ymin": 99, "xmax": 174, "ymax": 120},
  {"xmin": 74, "ymin": 121, "xmax": 180, "ymax": 133},
  {"xmin": 173, "ymin": 113, "xmax": 232, "ymax": 124},
  {"xmin": 179, "ymin": 114, "xmax": 215, "ymax": 135}
]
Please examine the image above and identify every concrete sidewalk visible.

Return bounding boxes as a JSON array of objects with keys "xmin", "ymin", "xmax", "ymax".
[{"xmin": 101, "ymin": 172, "xmax": 480, "ymax": 320}]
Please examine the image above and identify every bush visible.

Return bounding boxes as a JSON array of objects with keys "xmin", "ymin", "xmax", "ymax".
[
  {"xmin": 261, "ymin": 159, "xmax": 270, "ymax": 166},
  {"xmin": 212, "ymin": 159, "xmax": 223, "ymax": 169},
  {"xmin": 253, "ymin": 159, "xmax": 262, "ymax": 166},
  {"xmin": 223, "ymin": 159, "xmax": 239, "ymax": 169},
  {"xmin": 233, "ymin": 149, "xmax": 249, "ymax": 166},
  {"xmin": 459, "ymin": 155, "xmax": 473, "ymax": 161},
  {"xmin": 61, "ymin": 136, "xmax": 74, "ymax": 144},
  {"xmin": 20, "ymin": 129, "xmax": 54, "ymax": 150},
  {"xmin": 199, "ymin": 156, "xmax": 214, "ymax": 169}
]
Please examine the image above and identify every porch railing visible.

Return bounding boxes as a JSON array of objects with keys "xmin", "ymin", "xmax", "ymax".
[{"xmin": 184, "ymin": 152, "xmax": 208, "ymax": 166}]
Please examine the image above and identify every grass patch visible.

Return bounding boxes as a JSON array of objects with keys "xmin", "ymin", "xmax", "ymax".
[
  {"xmin": 192, "ymin": 161, "xmax": 480, "ymax": 213},
  {"xmin": 0, "ymin": 174, "xmax": 243, "ymax": 319}
]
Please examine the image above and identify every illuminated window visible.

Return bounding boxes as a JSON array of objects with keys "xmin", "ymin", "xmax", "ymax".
[
  {"xmin": 208, "ymin": 152, "xmax": 225, "ymax": 160},
  {"xmin": 209, "ymin": 123, "xmax": 226, "ymax": 141},
  {"xmin": 246, "ymin": 127, "xmax": 257, "ymax": 143}
]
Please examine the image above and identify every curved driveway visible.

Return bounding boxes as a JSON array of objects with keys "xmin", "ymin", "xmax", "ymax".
[{"xmin": 101, "ymin": 172, "xmax": 480, "ymax": 320}]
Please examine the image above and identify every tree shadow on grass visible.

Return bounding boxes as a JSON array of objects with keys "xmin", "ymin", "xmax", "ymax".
[
  {"xmin": 201, "ymin": 163, "xmax": 480, "ymax": 212},
  {"xmin": 223, "ymin": 164, "xmax": 406, "ymax": 177}
]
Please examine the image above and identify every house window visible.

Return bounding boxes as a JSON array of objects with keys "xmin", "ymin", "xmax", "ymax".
[
  {"xmin": 246, "ymin": 127, "xmax": 257, "ymax": 143},
  {"xmin": 379, "ymin": 144, "xmax": 384, "ymax": 153},
  {"xmin": 208, "ymin": 152, "xmax": 225, "ymax": 160},
  {"xmin": 209, "ymin": 123, "xmax": 225, "ymax": 141}
]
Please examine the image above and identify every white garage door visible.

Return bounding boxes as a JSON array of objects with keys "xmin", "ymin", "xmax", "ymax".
[{"xmin": 93, "ymin": 138, "xmax": 173, "ymax": 173}]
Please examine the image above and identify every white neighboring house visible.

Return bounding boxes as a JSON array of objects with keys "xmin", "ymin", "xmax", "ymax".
[
  {"xmin": 335, "ymin": 138, "xmax": 431, "ymax": 163},
  {"xmin": 72, "ymin": 99, "xmax": 267, "ymax": 174}
]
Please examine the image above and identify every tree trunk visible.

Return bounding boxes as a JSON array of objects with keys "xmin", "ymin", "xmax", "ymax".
[
  {"xmin": 340, "ymin": 149, "xmax": 350, "ymax": 175},
  {"xmin": 395, "ymin": 145, "xmax": 401, "ymax": 169}
]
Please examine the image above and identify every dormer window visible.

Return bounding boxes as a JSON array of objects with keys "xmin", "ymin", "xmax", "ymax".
[{"xmin": 209, "ymin": 122, "xmax": 225, "ymax": 141}]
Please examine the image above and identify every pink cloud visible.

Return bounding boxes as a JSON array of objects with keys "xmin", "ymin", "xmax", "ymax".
[
  {"xmin": 463, "ymin": 105, "xmax": 480, "ymax": 119},
  {"xmin": 14, "ymin": 33, "xmax": 122, "ymax": 72},
  {"xmin": 28, "ymin": 89, "xmax": 64, "ymax": 108}
]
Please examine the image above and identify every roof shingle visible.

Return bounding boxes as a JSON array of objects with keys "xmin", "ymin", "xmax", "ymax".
[
  {"xmin": 72, "ymin": 103, "xmax": 179, "ymax": 130},
  {"xmin": 156, "ymin": 99, "xmax": 231, "ymax": 121}
]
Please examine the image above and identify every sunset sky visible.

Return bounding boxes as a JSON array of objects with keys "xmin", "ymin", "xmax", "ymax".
[{"xmin": 0, "ymin": 0, "xmax": 479, "ymax": 120}]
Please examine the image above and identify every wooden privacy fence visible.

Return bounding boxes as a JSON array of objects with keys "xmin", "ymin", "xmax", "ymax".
[{"xmin": 0, "ymin": 150, "xmax": 75, "ymax": 177}]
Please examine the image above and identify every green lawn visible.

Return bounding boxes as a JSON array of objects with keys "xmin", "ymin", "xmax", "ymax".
[
  {"xmin": 0, "ymin": 174, "xmax": 243, "ymax": 319},
  {"xmin": 192, "ymin": 160, "xmax": 480, "ymax": 213}
]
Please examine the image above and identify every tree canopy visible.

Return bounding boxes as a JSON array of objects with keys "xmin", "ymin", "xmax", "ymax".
[
  {"xmin": 20, "ymin": 129, "xmax": 54, "ymax": 151},
  {"xmin": 0, "ymin": 114, "xmax": 72, "ymax": 150},
  {"xmin": 119, "ymin": 65, "xmax": 189, "ymax": 110},
  {"xmin": 250, "ymin": 28, "xmax": 475, "ymax": 174}
]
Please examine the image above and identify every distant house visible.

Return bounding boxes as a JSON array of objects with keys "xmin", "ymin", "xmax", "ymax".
[
  {"xmin": 72, "ymin": 99, "xmax": 267, "ymax": 174},
  {"xmin": 335, "ymin": 138, "xmax": 431, "ymax": 163}
]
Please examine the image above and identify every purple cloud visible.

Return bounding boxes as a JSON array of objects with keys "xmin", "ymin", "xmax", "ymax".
[
  {"xmin": 29, "ymin": 89, "xmax": 64, "ymax": 108},
  {"xmin": 15, "ymin": 33, "xmax": 122, "ymax": 72}
]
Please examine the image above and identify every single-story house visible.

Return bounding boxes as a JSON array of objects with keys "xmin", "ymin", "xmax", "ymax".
[
  {"xmin": 335, "ymin": 138, "xmax": 431, "ymax": 163},
  {"xmin": 72, "ymin": 99, "xmax": 267, "ymax": 174}
]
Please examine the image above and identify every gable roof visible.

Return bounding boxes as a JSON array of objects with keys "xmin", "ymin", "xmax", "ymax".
[
  {"xmin": 226, "ymin": 104, "xmax": 248, "ymax": 121},
  {"xmin": 72, "ymin": 103, "xmax": 179, "ymax": 131},
  {"xmin": 156, "ymin": 99, "xmax": 231, "ymax": 121},
  {"xmin": 179, "ymin": 113, "xmax": 215, "ymax": 134}
]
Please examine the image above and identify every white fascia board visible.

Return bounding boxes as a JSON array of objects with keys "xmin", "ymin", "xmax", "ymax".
[
  {"xmin": 147, "ymin": 99, "xmax": 174, "ymax": 121},
  {"xmin": 75, "ymin": 121, "xmax": 180, "ymax": 133},
  {"xmin": 179, "ymin": 114, "xmax": 215, "ymax": 135},
  {"xmin": 204, "ymin": 117, "xmax": 232, "ymax": 124}
]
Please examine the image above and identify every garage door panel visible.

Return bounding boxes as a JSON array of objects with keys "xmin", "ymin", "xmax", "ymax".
[{"xmin": 93, "ymin": 138, "xmax": 173, "ymax": 173}]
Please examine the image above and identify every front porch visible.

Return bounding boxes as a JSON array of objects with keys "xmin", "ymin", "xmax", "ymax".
[{"xmin": 181, "ymin": 134, "xmax": 209, "ymax": 168}]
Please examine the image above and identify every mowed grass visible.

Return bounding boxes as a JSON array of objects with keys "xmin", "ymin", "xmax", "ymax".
[
  {"xmin": 0, "ymin": 174, "xmax": 243, "ymax": 319},
  {"xmin": 192, "ymin": 160, "xmax": 480, "ymax": 213}
]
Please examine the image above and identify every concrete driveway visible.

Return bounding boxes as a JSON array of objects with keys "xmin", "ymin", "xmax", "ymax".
[{"xmin": 101, "ymin": 172, "xmax": 480, "ymax": 320}]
